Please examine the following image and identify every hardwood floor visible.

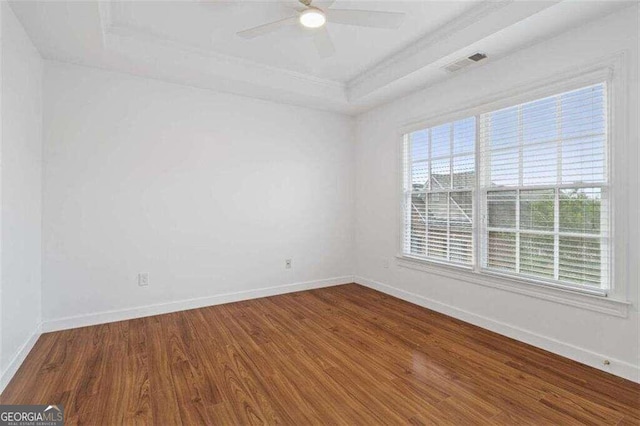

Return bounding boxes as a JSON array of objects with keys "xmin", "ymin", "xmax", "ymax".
[{"xmin": 2, "ymin": 284, "xmax": 638, "ymax": 425}]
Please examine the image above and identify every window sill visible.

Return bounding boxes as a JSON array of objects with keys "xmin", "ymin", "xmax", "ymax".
[{"xmin": 395, "ymin": 255, "xmax": 630, "ymax": 318}]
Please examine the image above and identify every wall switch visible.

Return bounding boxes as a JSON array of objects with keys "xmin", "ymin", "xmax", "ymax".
[
  {"xmin": 383, "ymin": 260, "xmax": 390, "ymax": 269},
  {"xmin": 285, "ymin": 259, "xmax": 292, "ymax": 270},
  {"xmin": 138, "ymin": 272, "xmax": 149, "ymax": 286}
]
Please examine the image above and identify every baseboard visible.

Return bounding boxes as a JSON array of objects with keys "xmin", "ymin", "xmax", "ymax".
[
  {"xmin": 355, "ymin": 275, "xmax": 640, "ymax": 384},
  {"xmin": 0, "ymin": 323, "xmax": 42, "ymax": 394},
  {"xmin": 42, "ymin": 275, "xmax": 355, "ymax": 333}
]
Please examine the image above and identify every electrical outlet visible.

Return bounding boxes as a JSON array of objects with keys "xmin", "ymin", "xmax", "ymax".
[
  {"xmin": 383, "ymin": 259, "xmax": 390, "ymax": 269},
  {"xmin": 285, "ymin": 259, "xmax": 292, "ymax": 270},
  {"xmin": 138, "ymin": 272, "xmax": 149, "ymax": 287}
]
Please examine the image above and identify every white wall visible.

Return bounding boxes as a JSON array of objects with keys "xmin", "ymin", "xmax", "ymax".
[
  {"xmin": 0, "ymin": 3, "xmax": 43, "ymax": 382},
  {"xmin": 42, "ymin": 62, "xmax": 354, "ymax": 324},
  {"xmin": 354, "ymin": 5, "xmax": 639, "ymax": 381}
]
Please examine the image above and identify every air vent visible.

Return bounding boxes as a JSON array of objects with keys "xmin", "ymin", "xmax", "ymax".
[{"xmin": 444, "ymin": 52, "xmax": 487, "ymax": 73}]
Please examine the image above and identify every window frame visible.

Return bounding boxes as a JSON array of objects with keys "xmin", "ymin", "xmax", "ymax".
[
  {"xmin": 478, "ymin": 83, "xmax": 610, "ymax": 292},
  {"xmin": 396, "ymin": 57, "xmax": 630, "ymax": 312},
  {"xmin": 402, "ymin": 119, "xmax": 476, "ymax": 268}
]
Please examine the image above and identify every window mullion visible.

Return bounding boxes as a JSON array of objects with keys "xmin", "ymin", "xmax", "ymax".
[
  {"xmin": 554, "ymin": 189, "xmax": 560, "ymax": 280},
  {"xmin": 516, "ymin": 105, "xmax": 523, "ymax": 274},
  {"xmin": 516, "ymin": 189, "xmax": 521, "ymax": 274},
  {"xmin": 554, "ymin": 96, "xmax": 562, "ymax": 281},
  {"xmin": 448, "ymin": 124, "xmax": 454, "ymax": 262},
  {"xmin": 518, "ymin": 105, "xmax": 524, "ymax": 186},
  {"xmin": 424, "ymin": 194, "xmax": 429, "ymax": 258},
  {"xmin": 474, "ymin": 115, "xmax": 482, "ymax": 271},
  {"xmin": 428, "ymin": 128, "xmax": 432, "ymax": 190},
  {"xmin": 426, "ymin": 128, "xmax": 432, "ymax": 256},
  {"xmin": 446, "ymin": 191, "xmax": 451, "ymax": 261},
  {"xmin": 404, "ymin": 135, "xmax": 412, "ymax": 255}
]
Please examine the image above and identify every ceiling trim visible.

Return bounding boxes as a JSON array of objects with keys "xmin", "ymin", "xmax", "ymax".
[
  {"xmin": 97, "ymin": 0, "xmax": 344, "ymax": 92},
  {"xmin": 88, "ymin": 0, "xmax": 570, "ymax": 114},
  {"xmin": 347, "ymin": 0, "xmax": 511, "ymax": 89},
  {"xmin": 346, "ymin": 0, "xmax": 562, "ymax": 102}
]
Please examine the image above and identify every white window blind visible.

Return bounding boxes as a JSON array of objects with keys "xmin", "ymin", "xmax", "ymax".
[
  {"xmin": 402, "ymin": 117, "xmax": 476, "ymax": 266},
  {"xmin": 401, "ymin": 82, "xmax": 610, "ymax": 292},
  {"xmin": 479, "ymin": 83, "xmax": 608, "ymax": 289}
]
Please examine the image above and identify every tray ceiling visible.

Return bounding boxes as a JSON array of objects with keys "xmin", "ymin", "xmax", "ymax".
[{"xmin": 9, "ymin": 1, "xmax": 631, "ymax": 114}]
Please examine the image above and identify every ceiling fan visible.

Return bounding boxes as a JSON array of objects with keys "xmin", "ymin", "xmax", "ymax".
[{"xmin": 236, "ymin": 0, "xmax": 405, "ymax": 58}]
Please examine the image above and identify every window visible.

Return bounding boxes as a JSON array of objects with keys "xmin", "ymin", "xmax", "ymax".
[
  {"xmin": 402, "ymin": 117, "xmax": 476, "ymax": 266},
  {"xmin": 402, "ymin": 83, "xmax": 609, "ymax": 292}
]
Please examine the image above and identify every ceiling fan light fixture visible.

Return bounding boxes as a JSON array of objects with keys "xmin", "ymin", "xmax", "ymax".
[{"xmin": 300, "ymin": 8, "xmax": 326, "ymax": 29}]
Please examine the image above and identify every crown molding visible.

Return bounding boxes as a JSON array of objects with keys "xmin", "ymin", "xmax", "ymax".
[
  {"xmin": 346, "ymin": 0, "xmax": 562, "ymax": 102},
  {"xmin": 347, "ymin": 0, "xmax": 512, "ymax": 89},
  {"xmin": 92, "ymin": 0, "xmax": 572, "ymax": 114},
  {"xmin": 105, "ymin": 23, "xmax": 345, "ymax": 92},
  {"xmin": 97, "ymin": 1, "xmax": 345, "ymax": 94},
  {"xmin": 95, "ymin": 0, "xmax": 536, "ymax": 113}
]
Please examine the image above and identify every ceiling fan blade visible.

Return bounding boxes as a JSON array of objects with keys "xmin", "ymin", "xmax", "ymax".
[
  {"xmin": 313, "ymin": 27, "xmax": 335, "ymax": 58},
  {"xmin": 282, "ymin": 0, "xmax": 307, "ymax": 12},
  {"xmin": 313, "ymin": 0, "xmax": 336, "ymax": 9},
  {"xmin": 327, "ymin": 9, "xmax": 405, "ymax": 29},
  {"xmin": 237, "ymin": 16, "xmax": 298, "ymax": 39}
]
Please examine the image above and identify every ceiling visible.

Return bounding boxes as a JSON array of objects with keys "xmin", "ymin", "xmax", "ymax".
[
  {"xmin": 109, "ymin": 1, "xmax": 476, "ymax": 82},
  {"xmin": 9, "ymin": 1, "xmax": 633, "ymax": 114}
]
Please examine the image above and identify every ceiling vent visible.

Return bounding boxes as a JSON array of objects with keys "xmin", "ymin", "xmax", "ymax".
[{"xmin": 444, "ymin": 52, "xmax": 487, "ymax": 73}]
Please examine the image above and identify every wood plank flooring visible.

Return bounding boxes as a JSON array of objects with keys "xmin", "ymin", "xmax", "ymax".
[{"xmin": 2, "ymin": 284, "xmax": 638, "ymax": 425}]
